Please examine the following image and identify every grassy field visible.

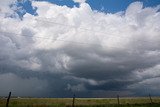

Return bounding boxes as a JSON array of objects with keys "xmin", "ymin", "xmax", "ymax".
[{"xmin": 0, "ymin": 97, "xmax": 160, "ymax": 107}]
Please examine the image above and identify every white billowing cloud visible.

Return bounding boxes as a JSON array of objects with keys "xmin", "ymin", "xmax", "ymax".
[
  {"xmin": 0, "ymin": 0, "xmax": 19, "ymax": 17},
  {"xmin": 0, "ymin": 0, "xmax": 15, "ymax": 12},
  {"xmin": 0, "ymin": 1, "xmax": 160, "ymax": 96},
  {"xmin": 73, "ymin": 0, "xmax": 86, "ymax": 3}
]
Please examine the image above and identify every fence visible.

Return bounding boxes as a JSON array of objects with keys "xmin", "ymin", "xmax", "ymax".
[{"xmin": 2, "ymin": 92, "xmax": 160, "ymax": 107}]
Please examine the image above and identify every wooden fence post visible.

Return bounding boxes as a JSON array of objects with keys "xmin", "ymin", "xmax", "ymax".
[
  {"xmin": 149, "ymin": 94, "xmax": 153, "ymax": 104},
  {"xmin": 72, "ymin": 94, "xmax": 75, "ymax": 107},
  {"xmin": 117, "ymin": 95, "xmax": 120, "ymax": 106},
  {"xmin": 6, "ymin": 92, "xmax": 11, "ymax": 107}
]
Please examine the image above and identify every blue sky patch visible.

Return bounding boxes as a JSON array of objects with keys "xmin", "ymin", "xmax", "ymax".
[
  {"xmin": 15, "ymin": 0, "xmax": 37, "ymax": 18},
  {"xmin": 14, "ymin": 0, "xmax": 160, "ymax": 17},
  {"xmin": 86, "ymin": 0, "xmax": 160, "ymax": 13}
]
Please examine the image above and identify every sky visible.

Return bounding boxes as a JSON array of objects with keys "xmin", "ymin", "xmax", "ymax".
[{"xmin": 0, "ymin": 0, "xmax": 160, "ymax": 98}]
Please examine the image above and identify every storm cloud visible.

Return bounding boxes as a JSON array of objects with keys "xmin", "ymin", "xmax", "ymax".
[{"xmin": 0, "ymin": 0, "xmax": 160, "ymax": 97}]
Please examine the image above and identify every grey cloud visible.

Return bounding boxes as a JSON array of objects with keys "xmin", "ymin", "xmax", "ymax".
[{"xmin": 0, "ymin": 73, "xmax": 48, "ymax": 97}]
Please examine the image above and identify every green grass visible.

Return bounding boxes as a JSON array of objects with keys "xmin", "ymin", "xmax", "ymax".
[{"xmin": 0, "ymin": 97, "xmax": 160, "ymax": 107}]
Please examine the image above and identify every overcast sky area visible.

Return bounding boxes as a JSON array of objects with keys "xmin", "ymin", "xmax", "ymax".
[{"xmin": 0, "ymin": 0, "xmax": 160, "ymax": 98}]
